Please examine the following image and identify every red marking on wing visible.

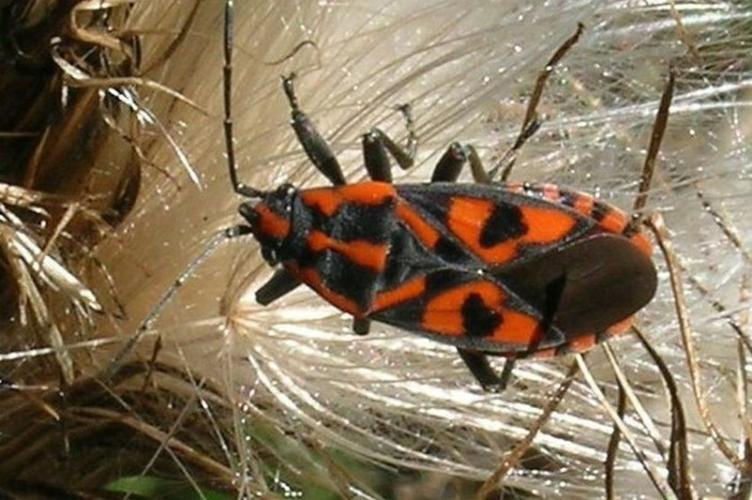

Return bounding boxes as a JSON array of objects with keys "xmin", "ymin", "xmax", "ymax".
[
  {"xmin": 504, "ymin": 181, "xmax": 524, "ymax": 193},
  {"xmin": 566, "ymin": 333, "xmax": 598, "ymax": 353},
  {"xmin": 572, "ymin": 192, "xmax": 594, "ymax": 217},
  {"xmin": 307, "ymin": 230, "xmax": 387, "ymax": 272},
  {"xmin": 541, "ymin": 183, "xmax": 560, "ymax": 201},
  {"xmin": 597, "ymin": 206, "xmax": 629, "ymax": 234},
  {"xmin": 532, "ymin": 347, "xmax": 557, "ymax": 359},
  {"xmin": 372, "ymin": 276, "xmax": 426, "ymax": 312},
  {"xmin": 520, "ymin": 205, "xmax": 578, "ymax": 244},
  {"xmin": 630, "ymin": 233, "xmax": 653, "ymax": 257},
  {"xmin": 420, "ymin": 280, "xmax": 542, "ymax": 345},
  {"xmin": 301, "ymin": 182, "xmax": 396, "ymax": 216},
  {"xmin": 286, "ymin": 263, "xmax": 362, "ymax": 316},
  {"xmin": 395, "ymin": 201, "xmax": 441, "ymax": 248},
  {"xmin": 446, "ymin": 197, "xmax": 577, "ymax": 265},
  {"xmin": 605, "ymin": 315, "xmax": 633, "ymax": 335}
]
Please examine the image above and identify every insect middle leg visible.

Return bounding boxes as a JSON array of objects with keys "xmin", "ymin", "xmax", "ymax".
[
  {"xmin": 362, "ymin": 104, "xmax": 418, "ymax": 182},
  {"xmin": 457, "ymin": 349, "xmax": 508, "ymax": 391},
  {"xmin": 430, "ymin": 143, "xmax": 490, "ymax": 183}
]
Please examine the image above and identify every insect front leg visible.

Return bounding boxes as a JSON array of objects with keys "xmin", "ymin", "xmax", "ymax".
[
  {"xmin": 255, "ymin": 268, "xmax": 301, "ymax": 305},
  {"xmin": 362, "ymin": 104, "xmax": 418, "ymax": 182},
  {"xmin": 282, "ymin": 73, "xmax": 347, "ymax": 186}
]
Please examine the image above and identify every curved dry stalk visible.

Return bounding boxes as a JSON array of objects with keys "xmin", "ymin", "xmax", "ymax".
[
  {"xmin": 730, "ymin": 276, "xmax": 752, "ymax": 496},
  {"xmin": 681, "ymin": 266, "xmax": 752, "ymax": 356},
  {"xmin": 64, "ymin": 76, "xmax": 208, "ymax": 116},
  {"xmin": 575, "ymin": 355, "xmax": 673, "ymax": 499},
  {"xmin": 0, "ymin": 182, "xmax": 78, "ymax": 208},
  {"xmin": 693, "ymin": 187, "xmax": 752, "ymax": 265},
  {"xmin": 633, "ymin": 326, "xmax": 693, "ymax": 499},
  {"xmin": 602, "ymin": 343, "xmax": 666, "ymax": 456},
  {"xmin": 475, "ymin": 360, "xmax": 579, "ymax": 499},
  {"xmin": 646, "ymin": 213, "xmax": 750, "ymax": 476},
  {"xmin": 604, "ymin": 385, "xmax": 627, "ymax": 500},
  {"xmin": 68, "ymin": 0, "xmax": 136, "ymax": 59},
  {"xmin": 50, "ymin": 43, "xmax": 202, "ymax": 189},
  {"xmin": 68, "ymin": 406, "xmax": 235, "ymax": 481},
  {"xmin": 633, "ymin": 67, "xmax": 675, "ymax": 213},
  {"xmin": 495, "ymin": 22, "xmax": 584, "ymax": 181}
]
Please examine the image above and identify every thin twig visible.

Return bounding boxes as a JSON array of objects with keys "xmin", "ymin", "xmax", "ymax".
[
  {"xmin": 603, "ymin": 343, "xmax": 666, "ymax": 456},
  {"xmin": 634, "ymin": 67, "xmax": 675, "ymax": 213},
  {"xmin": 646, "ymin": 214, "xmax": 749, "ymax": 475},
  {"xmin": 605, "ymin": 385, "xmax": 627, "ymax": 500},
  {"xmin": 494, "ymin": 23, "xmax": 584, "ymax": 181},
  {"xmin": 633, "ymin": 326, "xmax": 693, "ymax": 500},
  {"xmin": 476, "ymin": 360, "xmax": 579, "ymax": 499},
  {"xmin": 576, "ymin": 355, "xmax": 672, "ymax": 499}
]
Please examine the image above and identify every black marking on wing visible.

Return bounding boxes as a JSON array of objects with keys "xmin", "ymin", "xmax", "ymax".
[
  {"xmin": 478, "ymin": 203, "xmax": 527, "ymax": 247},
  {"xmin": 462, "ymin": 293, "xmax": 502, "ymax": 337}
]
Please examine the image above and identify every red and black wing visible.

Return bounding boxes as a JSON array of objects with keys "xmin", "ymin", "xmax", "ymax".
[
  {"xmin": 367, "ymin": 183, "xmax": 657, "ymax": 356},
  {"xmin": 394, "ymin": 182, "xmax": 598, "ymax": 270}
]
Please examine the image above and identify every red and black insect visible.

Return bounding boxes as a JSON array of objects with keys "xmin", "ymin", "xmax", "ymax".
[
  {"xmin": 217, "ymin": 16, "xmax": 658, "ymax": 391},
  {"xmin": 127, "ymin": 3, "xmax": 658, "ymax": 391}
]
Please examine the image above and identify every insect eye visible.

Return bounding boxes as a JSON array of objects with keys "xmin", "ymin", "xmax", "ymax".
[
  {"xmin": 238, "ymin": 203, "xmax": 258, "ymax": 224},
  {"xmin": 277, "ymin": 183, "xmax": 294, "ymax": 196}
]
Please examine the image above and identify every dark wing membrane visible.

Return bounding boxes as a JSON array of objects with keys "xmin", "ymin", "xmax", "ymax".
[
  {"xmin": 395, "ymin": 183, "xmax": 597, "ymax": 270},
  {"xmin": 493, "ymin": 233, "xmax": 657, "ymax": 338}
]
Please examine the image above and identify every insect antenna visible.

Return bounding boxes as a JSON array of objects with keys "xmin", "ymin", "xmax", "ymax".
[
  {"xmin": 103, "ymin": 0, "xmax": 259, "ymax": 381},
  {"xmin": 223, "ymin": 0, "xmax": 262, "ymax": 199}
]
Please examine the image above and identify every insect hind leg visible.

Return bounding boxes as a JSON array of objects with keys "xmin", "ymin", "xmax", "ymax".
[
  {"xmin": 352, "ymin": 318, "xmax": 370, "ymax": 335},
  {"xmin": 457, "ymin": 348, "xmax": 507, "ymax": 391},
  {"xmin": 430, "ymin": 143, "xmax": 491, "ymax": 184}
]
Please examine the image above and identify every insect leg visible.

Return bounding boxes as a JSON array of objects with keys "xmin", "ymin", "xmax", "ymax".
[
  {"xmin": 362, "ymin": 104, "xmax": 418, "ymax": 181},
  {"xmin": 362, "ymin": 131, "xmax": 393, "ymax": 182},
  {"xmin": 431, "ymin": 143, "xmax": 493, "ymax": 184},
  {"xmin": 456, "ymin": 348, "xmax": 506, "ymax": 391},
  {"xmin": 467, "ymin": 145, "xmax": 491, "ymax": 184},
  {"xmin": 430, "ymin": 142, "xmax": 467, "ymax": 182},
  {"xmin": 282, "ymin": 74, "xmax": 347, "ymax": 186},
  {"xmin": 255, "ymin": 268, "xmax": 301, "ymax": 305},
  {"xmin": 352, "ymin": 318, "xmax": 370, "ymax": 335}
]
